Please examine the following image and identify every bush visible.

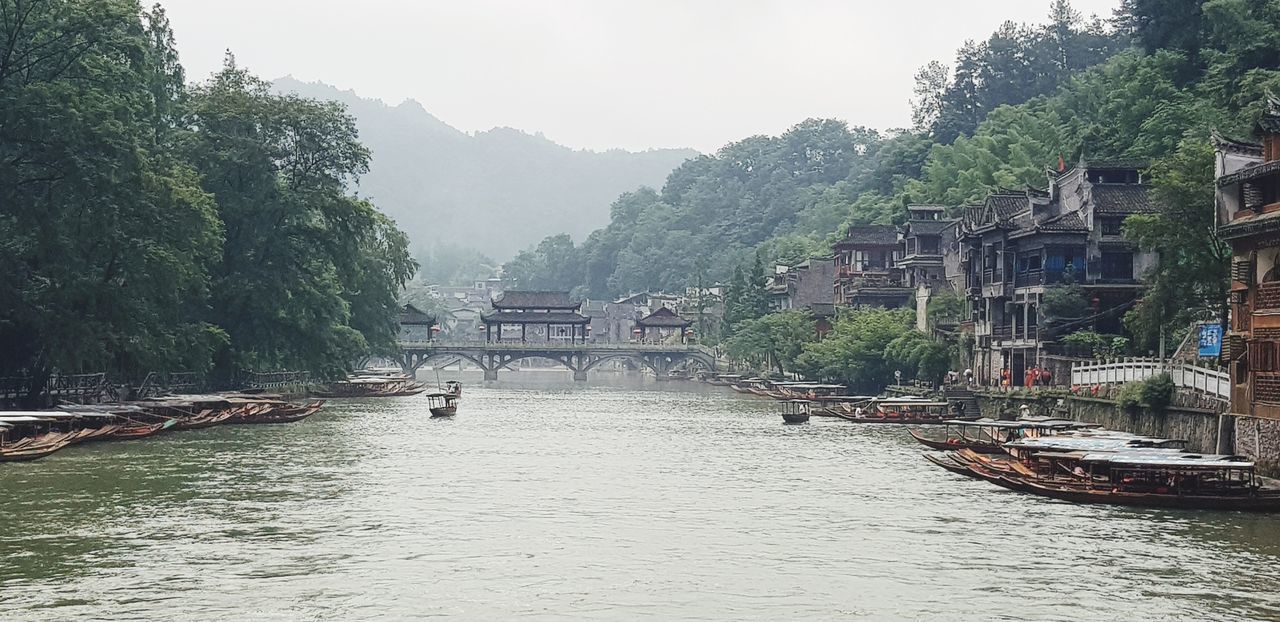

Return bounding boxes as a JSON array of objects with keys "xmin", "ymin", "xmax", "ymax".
[
  {"xmin": 1115, "ymin": 373, "xmax": 1174, "ymax": 414},
  {"xmin": 1141, "ymin": 373, "xmax": 1174, "ymax": 412}
]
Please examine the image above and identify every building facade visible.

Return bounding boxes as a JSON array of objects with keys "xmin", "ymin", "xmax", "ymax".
[
  {"xmin": 1217, "ymin": 100, "xmax": 1280, "ymax": 419},
  {"xmin": 958, "ymin": 161, "xmax": 1159, "ymax": 386},
  {"xmin": 833, "ymin": 224, "xmax": 912, "ymax": 308}
]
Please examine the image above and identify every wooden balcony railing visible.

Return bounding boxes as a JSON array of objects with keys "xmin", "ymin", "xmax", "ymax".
[{"xmin": 1258, "ymin": 282, "xmax": 1280, "ymax": 311}]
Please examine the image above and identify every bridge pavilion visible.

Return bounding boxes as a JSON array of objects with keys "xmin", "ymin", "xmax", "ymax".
[
  {"xmin": 481, "ymin": 291, "xmax": 591, "ymax": 344},
  {"xmin": 635, "ymin": 307, "xmax": 693, "ymax": 343}
]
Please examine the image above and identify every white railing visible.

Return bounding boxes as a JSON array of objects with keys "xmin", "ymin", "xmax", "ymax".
[{"xmin": 1070, "ymin": 359, "xmax": 1230, "ymax": 400}]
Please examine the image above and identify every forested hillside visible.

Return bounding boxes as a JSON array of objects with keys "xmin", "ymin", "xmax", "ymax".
[
  {"xmin": 506, "ymin": 0, "xmax": 1280, "ymax": 349},
  {"xmin": 274, "ymin": 78, "xmax": 698, "ymax": 260}
]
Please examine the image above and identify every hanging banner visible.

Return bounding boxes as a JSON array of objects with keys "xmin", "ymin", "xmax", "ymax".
[{"xmin": 1198, "ymin": 324, "xmax": 1223, "ymax": 358}]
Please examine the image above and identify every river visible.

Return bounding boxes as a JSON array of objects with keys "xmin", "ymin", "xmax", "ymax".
[{"xmin": 2, "ymin": 373, "xmax": 1280, "ymax": 621}]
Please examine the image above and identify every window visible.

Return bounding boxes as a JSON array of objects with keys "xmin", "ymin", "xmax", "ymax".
[
  {"xmin": 1101, "ymin": 252, "xmax": 1134, "ymax": 280},
  {"xmin": 1101, "ymin": 217, "xmax": 1124, "ymax": 236}
]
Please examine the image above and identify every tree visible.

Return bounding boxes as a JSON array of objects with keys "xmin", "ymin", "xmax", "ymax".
[
  {"xmin": 182, "ymin": 57, "xmax": 415, "ymax": 379},
  {"xmin": 724, "ymin": 311, "xmax": 816, "ymax": 374},
  {"xmin": 1123, "ymin": 138, "xmax": 1226, "ymax": 349},
  {"xmin": 911, "ymin": 61, "xmax": 949, "ymax": 131},
  {"xmin": 0, "ymin": 0, "xmax": 226, "ymax": 398},
  {"xmin": 795, "ymin": 308, "xmax": 915, "ymax": 391}
]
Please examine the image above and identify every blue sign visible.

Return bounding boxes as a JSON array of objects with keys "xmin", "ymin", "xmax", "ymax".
[{"xmin": 1198, "ymin": 324, "xmax": 1223, "ymax": 358}]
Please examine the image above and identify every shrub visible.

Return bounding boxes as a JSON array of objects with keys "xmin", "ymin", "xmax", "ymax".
[
  {"xmin": 1115, "ymin": 373, "xmax": 1174, "ymax": 414},
  {"xmin": 1141, "ymin": 373, "xmax": 1175, "ymax": 412}
]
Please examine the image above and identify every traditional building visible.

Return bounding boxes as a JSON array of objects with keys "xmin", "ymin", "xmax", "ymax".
[
  {"xmin": 635, "ymin": 307, "xmax": 693, "ymax": 343},
  {"xmin": 959, "ymin": 160, "xmax": 1159, "ymax": 386},
  {"xmin": 898, "ymin": 206, "xmax": 953, "ymax": 289},
  {"xmin": 1217, "ymin": 99, "xmax": 1280, "ymax": 418},
  {"xmin": 833, "ymin": 224, "xmax": 911, "ymax": 308},
  {"xmin": 767, "ymin": 257, "xmax": 836, "ymax": 313},
  {"xmin": 398, "ymin": 304, "xmax": 436, "ymax": 344},
  {"xmin": 481, "ymin": 290, "xmax": 590, "ymax": 343}
]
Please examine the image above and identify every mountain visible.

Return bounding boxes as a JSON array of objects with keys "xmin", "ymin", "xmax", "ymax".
[{"xmin": 273, "ymin": 77, "xmax": 699, "ymax": 259}]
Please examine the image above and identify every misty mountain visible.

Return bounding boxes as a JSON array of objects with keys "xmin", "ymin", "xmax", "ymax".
[{"xmin": 273, "ymin": 77, "xmax": 698, "ymax": 259}]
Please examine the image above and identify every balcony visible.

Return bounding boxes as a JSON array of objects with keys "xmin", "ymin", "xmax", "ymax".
[
  {"xmin": 837, "ymin": 266, "xmax": 891, "ymax": 279},
  {"xmin": 1258, "ymin": 282, "xmax": 1280, "ymax": 311},
  {"xmin": 1013, "ymin": 269, "xmax": 1044, "ymax": 288}
]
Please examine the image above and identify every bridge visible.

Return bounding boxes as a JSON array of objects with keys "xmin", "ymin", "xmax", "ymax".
[{"xmin": 397, "ymin": 341, "xmax": 719, "ymax": 381}]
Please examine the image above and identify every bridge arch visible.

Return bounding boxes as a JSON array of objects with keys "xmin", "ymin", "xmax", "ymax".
[{"xmin": 405, "ymin": 351, "xmax": 486, "ymax": 374}]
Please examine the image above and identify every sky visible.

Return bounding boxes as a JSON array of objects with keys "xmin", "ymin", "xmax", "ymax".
[{"xmin": 160, "ymin": 0, "xmax": 1123, "ymax": 153}]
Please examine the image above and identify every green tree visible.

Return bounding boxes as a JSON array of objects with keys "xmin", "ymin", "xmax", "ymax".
[
  {"xmin": 0, "ymin": 0, "xmax": 226, "ymax": 399},
  {"xmin": 724, "ymin": 311, "xmax": 817, "ymax": 374},
  {"xmin": 796, "ymin": 308, "xmax": 915, "ymax": 391},
  {"xmin": 1123, "ymin": 138, "xmax": 1226, "ymax": 349},
  {"xmin": 182, "ymin": 56, "xmax": 415, "ymax": 379}
]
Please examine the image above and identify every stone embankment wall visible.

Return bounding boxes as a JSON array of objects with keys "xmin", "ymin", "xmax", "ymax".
[{"xmin": 973, "ymin": 390, "xmax": 1221, "ymax": 453}]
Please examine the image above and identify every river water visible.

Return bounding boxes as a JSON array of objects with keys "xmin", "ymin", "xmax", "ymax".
[{"xmin": 3, "ymin": 373, "xmax": 1280, "ymax": 621}]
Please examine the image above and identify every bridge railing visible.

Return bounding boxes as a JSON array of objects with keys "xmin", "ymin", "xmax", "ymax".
[{"xmin": 399, "ymin": 339, "xmax": 708, "ymax": 353}]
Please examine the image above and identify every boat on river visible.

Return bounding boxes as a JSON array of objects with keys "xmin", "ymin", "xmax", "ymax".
[
  {"xmin": 426, "ymin": 381, "xmax": 462, "ymax": 417},
  {"xmin": 830, "ymin": 397, "xmax": 959, "ymax": 424},
  {"xmin": 313, "ymin": 375, "xmax": 427, "ymax": 398},
  {"xmin": 907, "ymin": 417, "xmax": 1101, "ymax": 453},
  {"xmin": 781, "ymin": 400, "xmax": 812, "ymax": 424}
]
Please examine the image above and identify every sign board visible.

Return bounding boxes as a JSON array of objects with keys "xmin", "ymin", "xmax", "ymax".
[{"xmin": 1198, "ymin": 324, "xmax": 1223, "ymax": 358}]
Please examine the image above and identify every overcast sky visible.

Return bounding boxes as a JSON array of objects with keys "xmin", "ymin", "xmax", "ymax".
[{"xmin": 161, "ymin": 0, "xmax": 1122, "ymax": 153}]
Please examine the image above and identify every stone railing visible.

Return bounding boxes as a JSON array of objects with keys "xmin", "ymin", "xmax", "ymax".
[{"xmin": 1070, "ymin": 358, "xmax": 1229, "ymax": 401}]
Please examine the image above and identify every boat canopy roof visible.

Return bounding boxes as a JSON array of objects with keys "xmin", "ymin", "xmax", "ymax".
[
  {"xmin": 0, "ymin": 415, "xmax": 54, "ymax": 423},
  {"xmin": 1080, "ymin": 452, "xmax": 1254, "ymax": 469},
  {"xmin": 874, "ymin": 399, "xmax": 949, "ymax": 407},
  {"xmin": 944, "ymin": 417, "xmax": 1096, "ymax": 430},
  {"xmin": 1005, "ymin": 436, "xmax": 1186, "ymax": 452}
]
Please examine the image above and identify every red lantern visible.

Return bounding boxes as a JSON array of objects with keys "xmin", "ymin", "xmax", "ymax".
[{"xmin": 431, "ymin": 325, "xmax": 442, "ymax": 333}]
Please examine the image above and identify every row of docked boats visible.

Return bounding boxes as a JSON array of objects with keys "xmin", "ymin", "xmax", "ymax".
[
  {"xmin": 315, "ymin": 368, "xmax": 463, "ymax": 417},
  {"xmin": 911, "ymin": 417, "xmax": 1280, "ymax": 512},
  {"xmin": 313, "ymin": 368, "xmax": 429, "ymax": 398},
  {"xmin": 0, "ymin": 393, "xmax": 324, "ymax": 463},
  {"xmin": 703, "ymin": 374, "xmax": 960, "ymax": 425}
]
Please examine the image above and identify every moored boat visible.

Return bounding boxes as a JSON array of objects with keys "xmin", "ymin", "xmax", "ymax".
[
  {"xmin": 831, "ymin": 397, "xmax": 959, "ymax": 425},
  {"xmin": 907, "ymin": 417, "xmax": 1101, "ymax": 453}
]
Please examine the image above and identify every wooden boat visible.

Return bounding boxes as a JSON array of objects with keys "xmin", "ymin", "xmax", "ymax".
[
  {"xmin": 111, "ymin": 418, "xmax": 178, "ymax": 439},
  {"xmin": 426, "ymin": 391, "xmax": 459, "ymax": 417},
  {"xmin": 230, "ymin": 400, "xmax": 325, "ymax": 424},
  {"xmin": 833, "ymin": 398, "xmax": 961, "ymax": 425},
  {"xmin": 923, "ymin": 452, "xmax": 976, "ymax": 476},
  {"xmin": 907, "ymin": 418, "xmax": 1101, "ymax": 453},
  {"xmin": 0, "ymin": 415, "xmax": 77, "ymax": 462},
  {"xmin": 781, "ymin": 400, "xmax": 812, "ymax": 424},
  {"xmin": 313, "ymin": 375, "xmax": 427, "ymax": 398},
  {"xmin": 705, "ymin": 374, "xmax": 742, "ymax": 387}
]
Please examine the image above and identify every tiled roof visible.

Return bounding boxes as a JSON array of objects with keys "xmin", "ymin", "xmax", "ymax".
[
  {"xmin": 1217, "ymin": 159, "xmax": 1280, "ymax": 188},
  {"xmin": 636, "ymin": 307, "xmax": 692, "ymax": 328},
  {"xmin": 1039, "ymin": 212, "xmax": 1088, "ymax": 232},
  {"xmin": 904, "ymin": 219, "xmax": 955, "ymax": 236},
  {"xmin": 988, "ymin": 194, "xmax": 1028, "ymax": 222},
  {"xmin": 1082, "ymin": 158, "xmax": 1150, "ymax": 171},
  {"xmin": 492, "ymin": 290, "xmax": 580, "ymax": 310},
  {"xmin": 1257, "ymin": 114, "xmax": 1280, "ymax": 135},
  {"xmin": 836, "ymin": 224, "xmax": 899, "ymax": 246},
  {"xmin": 1091, "ymin": 185, "xmax": 1157, "ymax": 214},
  {"xmin": 481, "ymin": 310, "xmax": 590, "ymax": 324},
  {"xmin": 399, "ymin": 304, "xmax": 435, "ymax": 326}
]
